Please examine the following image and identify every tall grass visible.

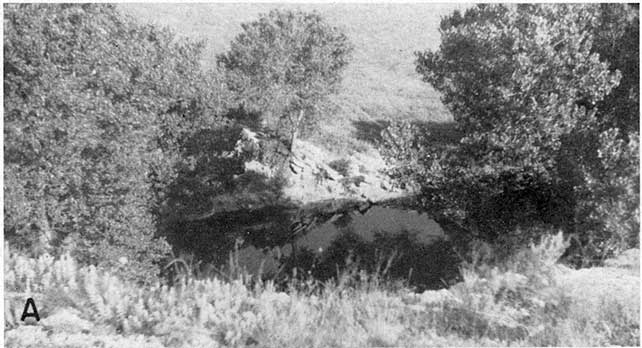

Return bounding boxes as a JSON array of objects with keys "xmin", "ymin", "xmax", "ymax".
[{"xmin": 5, "ymin": 233, "xmax": 639, "ymax": 347}]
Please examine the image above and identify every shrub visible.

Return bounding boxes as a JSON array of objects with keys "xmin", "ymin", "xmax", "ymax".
[
  {"xmin": 218, "ymin": 9, "xmax": 353, "ymax": 151},
  {"xmin": 5, "ymin": 234, "xmax": 638, "ymax": 347},
  {"xmin": 383, "ymin": 4, "xmax": 639, "ymax": 262},
  {"xmin": 430, "ymin": 232, "xmax": 572, "ymax": 344},
  {"xmin": 3, "ymin": 4, "xmax": 234, "ymax": 282}
]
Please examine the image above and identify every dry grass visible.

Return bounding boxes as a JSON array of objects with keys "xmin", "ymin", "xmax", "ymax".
[
  {"xmin": 117, "ymin": 4, "xmax": 460, "ymax": 155},
  {"xmin": 5, "ymin": 234, "xmax": 639, "ymax": 347}
]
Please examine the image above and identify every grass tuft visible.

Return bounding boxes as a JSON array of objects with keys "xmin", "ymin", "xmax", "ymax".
[{"xmin": 4, "ymin": 234, "xmax": 639, "ymax": 347}]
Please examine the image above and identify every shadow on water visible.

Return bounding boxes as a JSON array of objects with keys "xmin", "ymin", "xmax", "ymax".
[
  {"xmin": 158, "ymin": 123, "xmax": 293, "ymax": 269},
  {"xmin": 232, "ymin": 206, "xmax": 462, "ymax": 292},
  {"xmin": 279, "ymin": 229, "xmax": 461, "ymax": 292},
  {"xmin": 164, "ymin": 183, "xmax": 464, "ymax": 290},
  {"xmin": 160, "ymin": 120, "xmax": 462, "ymax": 290},
  {"xmin": 165, "ymin": 199, "xmax": 463, "ymax": 291}
]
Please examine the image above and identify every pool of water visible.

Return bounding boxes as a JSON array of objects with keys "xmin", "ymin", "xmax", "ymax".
[
  {"xmin": 298, "ymin": 206, "xmax": 445, "ymax": 252},
  {"xmin": 235, "ymin": 206, "xmax": 449, "ymax": 280}
]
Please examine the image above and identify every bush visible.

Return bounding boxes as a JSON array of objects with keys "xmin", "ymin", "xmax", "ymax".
[
  {"xmin": 218, "ymin": 9, "xmax": 353, "ymax": 151},
  {"xmin": 7, "ymin": 232, "xmax": 637, "ymax": 347},
  {"xmin": 3, "ymin": 4, "xmax": 234, "ymax": 282},
  {"xmin": 383, "ymin": 4, "xmax": 639, "ymax": 262}
]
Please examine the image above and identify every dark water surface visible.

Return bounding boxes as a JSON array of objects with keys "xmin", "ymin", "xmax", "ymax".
[
  {"xmin": 235, "ymin": 207, "xmax": 456, "ymax": 289},
  {"xmin": 298, "ymin": 206, "xmax": 445, "ymax": 252}
]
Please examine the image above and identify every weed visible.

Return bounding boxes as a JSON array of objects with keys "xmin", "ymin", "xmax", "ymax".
[{"xmin": 4, "ymin": 233, "xmax": 639, "ymax": 347}]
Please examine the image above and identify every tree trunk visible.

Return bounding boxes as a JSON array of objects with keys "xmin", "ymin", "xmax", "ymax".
[{"xmin": 288, "ymin": 109, "xmax": 305, "ymax": 152}]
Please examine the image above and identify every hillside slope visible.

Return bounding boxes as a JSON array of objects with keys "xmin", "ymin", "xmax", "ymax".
[{"xmin": 118, "ymin": 4, "xmax": 463, "ymax": 154}]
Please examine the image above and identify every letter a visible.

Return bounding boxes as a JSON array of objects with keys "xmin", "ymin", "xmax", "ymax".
[{"xmin": 20, "ymin": 298, "xmax": 40, "ymax": 322}]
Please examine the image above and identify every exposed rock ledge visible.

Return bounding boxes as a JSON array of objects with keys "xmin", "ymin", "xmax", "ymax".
[
  {"xmin": 186, "ymin": 131, "xmax": 415, "ymax": 224},
  {"xmin": 243, "ymin": 131, "xmax": 409, "ymax": 204}
]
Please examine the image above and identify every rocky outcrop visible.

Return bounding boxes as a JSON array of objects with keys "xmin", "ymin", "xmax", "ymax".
[
  {"xmin": 186, "ymin": 129, "xmax": 412, "ymax": 222},
  {"xmin": 235, "ymin": 127, "xmax": 407, "ymax": 203},
  {"xmin": 175, "ymin": 130, "xmax": 421, "ymax": 263},
  {"xmin": 278, "ymin": 138, "xmax": 407, "ymax": 205}
]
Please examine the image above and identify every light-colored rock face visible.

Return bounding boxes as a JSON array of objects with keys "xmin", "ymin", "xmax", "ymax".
[
  {"xmin": 271, "ymin": 138, "xmax": 407, "ymax": 204},
  {"xmin": 244, "ymin": 160, "xmax": 274, "ymax": 178},
  {"xmin": 233, "ymin": 126, "xmax": 411, "ymax": 209}
]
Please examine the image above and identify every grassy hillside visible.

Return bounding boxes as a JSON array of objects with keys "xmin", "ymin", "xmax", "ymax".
[{"xmin": 118, "ymin": 3, "xmax": 466, "ymax": 153}]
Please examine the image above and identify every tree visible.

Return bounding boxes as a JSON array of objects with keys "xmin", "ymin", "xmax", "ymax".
[
  {"xmin": 4, "ymin": 4, "xmax": 233, "ymax": 282},
  {"xmin": 218, "ymin": 9, "xmax": 353, "ymax": 151},
  {"xmin": 383, "ymin": 4, "xmax": 638, "ymax": 263},
  {"xmin": 569, "ymin": 4, "xmax": 640, "ymax": 263}
]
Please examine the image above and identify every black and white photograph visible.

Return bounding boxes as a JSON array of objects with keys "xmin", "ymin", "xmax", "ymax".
[{"xmin": 3, "ymin": 2, "xmax": 640, "ymax": 347}]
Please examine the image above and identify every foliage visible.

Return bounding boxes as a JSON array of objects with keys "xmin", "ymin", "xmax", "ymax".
[
  {"xmin": 384, "ymin": 4, "xmax": 639, "ymax": 262},
  {"xmin": 218, "ymin": 9, "xmax": 353, "ymax": 150},
  {"xmin": 5, "ymin": 233, "xmax": 638, "ymax": 347},
  {"xmin": 568, "ymin": 4, "xmax": 640, "ymax": 262},
  {"xmin": 3, "ymin": 4, "xmax": 235, "ymax": 282},
  {"xmin": 431, "ymin": 232, "xmax": 635, "ymax": 346}
]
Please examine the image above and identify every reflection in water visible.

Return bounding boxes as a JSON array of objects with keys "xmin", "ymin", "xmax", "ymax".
[
  {"xmin": 236, "ymin": 207, "xmax": 459, "ymax": 290},
  {"xmin": 298, "ymin": 206, "xmax": 445, "ymax": 252}
]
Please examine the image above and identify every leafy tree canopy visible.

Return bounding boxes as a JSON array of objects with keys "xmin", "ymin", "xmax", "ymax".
[
  {"xmin": 383, "ymin": 4, "xmax": 639, "ymax": 263},
  {"xmin": 218, "ymin": 9, "xmax": 353, "ymax": 150},
  {"xmin": 4, "ymin": 4, "xmax": 235, "ymax": 282}
]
